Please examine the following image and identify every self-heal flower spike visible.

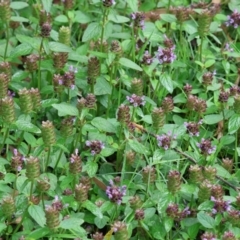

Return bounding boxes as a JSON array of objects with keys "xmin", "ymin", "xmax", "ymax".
[
  {"xmin": 129, "ymin": 195, "xmax": 143, "ymax": 210},
  {"xmin": 200, "ymin": 232, "xmax": 217, "ymax": 240},
  {"xmin": 184, "ymin": 120, "xmax": 202, "ymax": 136},
  {"xmin": 62, "ymin": 0, "xmax": 74, "ymax": 9},
  {"xmin": 142, "ymin": 166, "xmax": 156, "ymax": 183},
  {"xmin": 1, "ymin": 96, "xmax": 16, "ymax": 124},
  {"xmin": 26, "ymin": 156, "xmax": 40, "ymax": 180},
  {"xmin": 60, "ymin": 117, "xmax": 74, "ymax": 137},
  {"xmin": 211, "ymin": 196, "xmax": 231, "ymax": 214},
  {"xmin": 26, "ymin": 54, "xmax": 39, "ymax": 72},
  {"xmin": 167, "ymin": 170, "xmax": 181, "ymax": 195},
  {"xmin": 222, "ymin": 231, "xmax": 236, "ymax": 240},
  {"xmin": 226, "ymin": 10, "xmax": 240, "ymax": 28},
  {"xmin": 85, "ymin": 140, "xmax": 105, "ymax": 155},
  {"xmin": 29, "ymin": 88, "xmax": 41, "ymax": 112},
  {"xmin": 156, "ymin": 132, "xmax": 176, "ymax": 150},
  {"xmin": 0, "ymin": 73, "xmax": 9, "ymax": 98},
  {"xmin": 59, "ymin": 26, "xmax": 71, "ymax": 46},
  {"xmin": 106, "ymin": 180, "xmax": 126, "ymax": 205},
  {"xmin": 117, "ymin": 104, "xmax": 130, "ymax": 126},
  {"xmin": 85, "ymin": 93, "xmax": 96, "ymax": 108},
  {"xmin": 141, "ymin": 51, "xmax": 153, "ymax": 65},
  {"xmin": 211, "ymin": 184, "xmax": 224, "ymax": 199},
  {"xmin": 197, "ymin": 138, "xmax": 216, "ymax": 155},
  {"xmin": 162, "ymin": 96, "xmax": 174, "ymax": 113},
  {"xmin": 221, "ymin": 158, "xmax": 233, "ymax": 173},
  {"xmin": 41, "ymin": 120, "xmax": 56, "ymax": 146},
  {"xmin": 102, "ymin": 0, "xmax": 116, "ymax": 7},
  {"xmin": 87, "ymin": 57, "xmax": 100, "ymax": 85},
  {"xmin": 126, "ymin": 94, "xmax": 145, "ymax": 107},
  {"xmin": 11, "ymin": 149, "xmax": 24, "ymax": 172},
  {"xmin": 37, "ymin": 177, "xmax": 50, "ymax": 192},
  {"xmin": 131, "ymin": 12, "xmax": 145, "ymax": 29},
  {"xmin": 151, "ymin": 107, "xmax": 165, "ymax": 130},
  {"xmin": 111, "ymin": 221, "xmax": 129, "ymax": 240},
  {"xmin": 45, "ymin": 205, "xmax": 60, "ymax": 229},
  {"xmin": 198, "ymin": 180, "xmax": 212, "ymax": 202},
  {"xmin": 69, "ymin": 149, "xmax": 82, "ymax": 174},
  {"xmin": 53, "ymin": 52, "xmax": 67, "ymax": 69},
  {"xmin": 75, "ymin": 183, "xmax": 89, "ymax": 203},
  {"xmin": 189, "ymin": 165, "xmax": 203, "ymax": 184},
  {"xmin": 41, "ymin": 22, "xmax": 51, "ymax": 38},
  {"xmin": 2, "ymin": 196, "xmax": 15, "ymax": 218},
  {"xmin": 219, "ymin": 90, "xmax": 229, "ymax": 103},
  {"xmin": 18, "ymin": 88, "xmax": 33, "ymax": 114},
  {"xmin": 131, "ymin": 78, "xmax": 143, "ymax": 96},
  {"xmin": 0, "ymin": 0, "xmax": 11, "ymax": 21},
  {"xmin": 156, "ymin": 45, "xmax": 176, "ymax": 64}
]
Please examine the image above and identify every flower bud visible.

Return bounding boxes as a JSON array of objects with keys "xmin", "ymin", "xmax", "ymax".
[
  {"xmin": 0, "ymin": 61, "xmax": 11, "ymax": 80},
  {"xmin": 75, "ymin": 183, "xmax": 88, "ymax": 203},
  {"xmin": 92, "ymin": 232, "xmax": 104, "ymax": 240},
  {"xmin": 53, "ymin": 53, "xmax": 67, "ymax": 70},
  {"xmin": 41, "ymin": 120, "xmax": 56, "ymax": 146},
  {"xmin": 19, "ymin": 88, "xmax": 33, "ymax": 114},
  {"xmin": 37, "ymin": 177, "xmax": 50, "ymax": 192},
  {"xmin": 167, "ymin": 170, "xmax": 181, "ymax": 194},
  {"xmin": 0, "ymin": 73, "xmax": 9, "ymax": 98},
  {"xmin": 29, "ymin": 88, "xmax": 41, "ymax": 112},
  {"xmin": 63, "ymin": 0, "xmax": 74, "ymax": 9},
  {"xmin": 112, "ymin": 221, "xmax": 129, "ymax": 240},
  {"xmin": 41, "ymin": 22, "xmax": 51, "ymax": 38},
  {"xmin": 211, "ymin": 184, "xmax": 224, "ymax": 200},
  {"xmin": 129, "ymin": 195, "xmax": 142, "ymax": 210},
  {"xmin": 142, "ymin": 166, "xmax": 156, "ymax": 184},
  {"xmin": 59, "ymin": 26, "xmax": 71, "ymax": 46},
  {"xmin": 26, "ymin": 54, "xmax": 39, "ymax": 72},
  {"xmin": 1, "ymin": 96, "xmax": 16, "ymax": 124},
  {"xmin": 198, "ymin": 180, "xmax": 212, "ymax": 202},
  {"xmin": 60, "ymin": 117, "xmax": 74, "ymax": 137},
  {"xmin": 85, "ymin": 93, "xmax": 96, "ymax": 108},
  {"xmin": 45, "ymin": 205, "xmax": 60, "ymax": 229},
  {"xmin": 221, "ymin": 158, "xmax": 233, "ymax": 173},
  {"xmin": 117, "ymin": 104, "xmax": 130, "ymax": 125},
  {"xmin": 87, "ymin": 57, "xmax": 100, "ymax": 85},
  {"xmin": 203, "ymin": 166, "xmax": 216, "ymax": 182},
  {"xmin": 151, "ymin": 107, "xmax": 165, "ymax": 130},
  {"xmin": 110, "ymin": 40, "xmax": 122, "ymax": 57},
  {"xmin": 134, "ymin": 209, "xmax": 144, "ymax": 220},
  {"xmin": 2, "ymin": 196, "xmax": 15, "ymax": 218},
  {"xmin": 189, "ymin": 165, "xmax": 203, "ymax": 184},
  {"xmin": 131, "ymin": 78, "xmax": 143, "ymax": 96},
  {"xmin": 0, "ymin": 0, "xmax": 11, "ymax": 21},
  {"xmin": 39, "ymin": 10, "xmax": 51, "ymax": 26},
  {"xmin": 26, "ymin": 156, "xmax": 40, "ymax": 180},
  {"xmin": 69, "ymin": 149, "xmax": 82, "ymax": 174},
  {"xmin": 162, "ymin": 96, "xmax": 174, "ymax": 113}
]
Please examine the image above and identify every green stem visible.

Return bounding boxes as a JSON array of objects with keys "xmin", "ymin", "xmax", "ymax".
[
  {"xmin": 38, "ymin": 38, "xmax": 44, "ymax": 90},
  {"xmin": 54, "ymin": 149, "xmax": 64, "ymax": 170},
  {"xmin": 45, "ymin": 146, "xmax": 51, "ymax": 172},
  {"xmin": 0, "ymin": 127, "xmax": 9, "ymax": 154},
  {"xmin": 100, "ymin": 9, "xmax": 108, "ymax": 52},
  {"xmin": 4, "ymin": 22, "xmax": 10, "ymax": 60},
  {"xmin": 235, "ymin": 131, "xmax": 238, "ymax": 169},
  {"xmin": 107, "ymin": 65, "xmax": 114, "ymax": 119},
  {"xmin": 29, "ymin": 180, "xmax": 34, "ymax": 202}
]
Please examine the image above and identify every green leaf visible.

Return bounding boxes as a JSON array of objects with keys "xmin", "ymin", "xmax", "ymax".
[
  {"xmin": 15, "ymin": 120, "xmax": 41, "ymax": 134},
  {"xmin": 52, "ymin": 103, "xmax": 79, "ymax": 116},
  {"xmin": 160, "ymin": 73, "xmax": 173, "ymax": 93},
  {"xmin": 84, "ymin": 160, "xmax": 98, "ymax": 178},
  {"xmin": 27, "ymin": 227, "xmax": 50, "ymax": 239},
  {"xmin": 94, "ymin": 77, "xmax": 112, "ymax": 95},
  {"xmin": 164, "ymin": 217, "xmax": 173, "ymax": 233},
  {"xmin": 214, "ymin": 164, "xmax": 232, "ymax": 179},
  {"xmin": 0, "ymin": 222, "xmax": 7, "ymax": 233},
  {"xmin": 55, "ymin": 15, "xmax": 68, "ymax": 23},
  {"xmin": 205, "ymin": 59, "xmax": 215, "ymax": 68},
  {"xmin": 41, "ymin": 99, "xmax": 59, "ymax": 108},
  {"xmin": 9, "ymin": 43, "xmax": 32, "ymax": 59},
  {"xmin": 204, "ymin": 114, "xmax": 223, "ymax": 125},
  {"xmin": 24, "ymin": 132, "xmax": 37, "ymax": 146},
  {"xmin": 28, "ymin": 205, "xmax": 46, "ymax": 227},
  {"xmin": 82, "ymin": 22, "xmax": 101, "ymax": 42},
  {"xmin": 228, "ymin": 114, "xmax": 240, "ymax": 134},
  {"xmin": 119, "ymin": 57, "xmax": 142, "ymax": 71},
  {"xmin": 220, "ymin": 135, "xmax": 235, "ymax": 145},
  {"xmin": 128, "ymin": 139, "xmax": 149, "ymax": 155},
  {"xmin": 49, "ymin": 42, "xmax": 72, "ymax": 53},
  {"xmin": 94, "ymin": 216, "xmax": 108, "ymax": 229},
  {"xmin": 10, "ymin": 16, "xmax": 29, "ymax": 22},
  {"xmin": 108, "ymin": 14, "xmax": 130, "ymax": 23},
  {"xmin": 10, "ymin": 1, "xmax": 28, "ymax": 9},
  {"xmin": 74, "ymin": 11, "xmax": 91, "ymax": 24},
  {"xmin": 91, "ymin": 117, "xmax": 116, "ymax": 133},
  {"xmin": 160, "ymin": 14, "xmax": 177, "ymax": 23},
  {"xmin": 60, "ymin": 218, "xmax": 84, "ymax": 229},
  {"xmin": 197, "ymin": 211, "xmax": 215, "ymax": 229},
  {"xmin": 127, "ymin": 0, "xmax": 138, "ymax": 12},
  {"xmin": 41, "ymin": 0, "xmax": 52, "ymax": 12},
  {"xmin": 82, "ymin": 200, "xmax": 103, "ymax": 218}
]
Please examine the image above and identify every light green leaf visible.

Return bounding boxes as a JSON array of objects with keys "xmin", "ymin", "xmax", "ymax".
[
  {"xmin": 82, "ymin": 22, "xmax": 101, "ymax": 42},
  {"xmin": 94, "ymin": 216, "xmax": 108, "ymax": 229},
  {"xmin": 85, "ymin": 160, "xmax": 98, "ymax": 177},
  {"xmin": 160, "ymin": 14, "xmax": 177, "ymax": 23},
  {"xmin": 74, "ymin": 11, "xmax": 91, "ymax": 24},
  {"xmin": 119, "ymin": 57, "xmax": 142, "ymax": 71},
  {"xmin": 10, "ymin": 16, "xmax": 29, "ymax": 22},
  {"xmin": 127, "ymin": 0, "xmax": 138, "ymax": 12},
  {"xmin": 41, "ymin": 0, "xmax": 52, "ymax": 12},
  {"xmin": 60, "ymin": 218, "xmax": 84, "ymax": 229},
  {"xmin": 9, "ymin": 43, "xmax": 32, "ymax": 59},
  {"xmin": 204, "ymin": 114, "xmax": 223, "ymax": 125},
  {"xmin": 15, "ymin": 120, "xmax": 41, "ymax": 134},
  {"xmin": 10, "ymin": 1, "xmax": 28, "ymax": 9},
  {"xmin": 55, "ymin": 15, "xmax": 68, "ymax": 23},
  {"xmin": 228, "ymin": 113, "xmax": 240, "ymax": 134},
  {"xmin": 108, "ymin": 14, "xmax": 130, "ymax": 23},
  {"xmin": 82, "ymin": 200, "xmax": 103, "ymax": 218},
  {"xmin": 91, "ymin": 117, "xmax": 116, "ymax": 133},
  {"xmin": 27, "ymin": 227, "xmax": 50, "ymax": 239},
  {"xmin": 197, "ymin": 211, "xmax": 215, "ymax": 229},
  {"xmin": 52, "ymin": 102, "xmax": 79, "ymax": 116},
  {"xmin": 41, "ymin": 99, "xmax": 59, "ymax": 108},
  {"xmin": 160, "ymin": 73, "xmax": 173, "ymax": 93},
  {"xmin": 128, "ymin": 139, "xmax": 149, "ymax": 155},
  {"xmin": 49, "ymin": 42, "xmax": 72, "ymax": 52},
  {"xmin": 28, "ymin": 205, "xmax": 46, "ymax": 227}
]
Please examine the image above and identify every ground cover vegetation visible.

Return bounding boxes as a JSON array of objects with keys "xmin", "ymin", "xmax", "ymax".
[{"xmin": 0, "ymin": 0, "xmax": 240, "ymax": 239}]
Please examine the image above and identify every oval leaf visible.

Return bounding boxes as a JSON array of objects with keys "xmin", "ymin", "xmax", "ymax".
[
  {"xmin": 28, "ymin": 205, "xmax": 46, "ymax": 227},
  {"xmin": 197, "ymin": 211, "xmax": 215, "ymax": 229},
  {"xmin": 119, "ymin": 57, "xmax": 142, "ymax": 71},
  {"xmin": 49, "ymin": 42, "xmax": 72, "ymax": 53},
  {"xmin": 15, "ymin": 120, "xmax": 41, "ymax": 134},
  {"xmin": 52, "ymin": 102, "xmax": 79, "ymax": 116}
]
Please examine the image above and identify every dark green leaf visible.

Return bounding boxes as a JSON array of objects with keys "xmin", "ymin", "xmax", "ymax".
[
  {"xmin": 160, "ymin": 73, "xmax": 174, "ymax": 93},
  {"xmin": 94, "ymin": 216, "xmax": 108, "ymax": 229},
  {"xmin": 10, "ymin": 43, "xmax": 32, "ymax": 59},
  {"xmin": 28, "ymin": 205, "xmax": 46, "ymax": 227},
  {"xmin": 41, "ymin": 99, "xmax": 59, "ymax": 108},
  {"xmin": 128, "ymin": 139, "xmax": 149, "ymax": 155},
  {"xmin": 94, "ymin": 77, "xmax": 112, "ymax": 95},
  {"xmin": 74, "ymin": 11, "xmax": 91, "ymax": 23},
  {"xmin": 27, "ymin": 227, "xmax": 50, "ymax": 239},
  {"xmin": 228, "ymin": 114, "xmax": 240, "ymax": 134},
  {"xmin": 55, "ymin": 15, "xmax": 68, "ymax": 23},
  {"xmin": 82, "ymin": 200, "xmax": 103, "ymax": 218},
  {"xmin": 91, "ymin": 117, "xmax": 116, "ymax": 133},
  {"xmin": 127, "ymin": 0, "xmax": 138, "ymax": 12},
  {"xmin": 108, "ymin": 14, "xmax": 130, "ymax": 23}
]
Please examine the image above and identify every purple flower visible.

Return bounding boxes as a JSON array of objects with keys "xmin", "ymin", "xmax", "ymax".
[
  {"xmin": 197, "ymin": 138, "xmax": 216, "ymax": 155},
  {"xmin": 85, "ymin": 140, "xmax": 105, "ymax": 155},
  {"xmin": 106, "ymin": 180, "xmax": 127, "ymax": 205},
  {"xmin": 226, "ymin": 10, "xmax": 240, "ymax": 28},
  {"xmin": 126, "ymin": 94, "xmax": 145, "ymax": 107},
  {"xmin": 130, "ymin": 12, "xmax": 145, "ymax": 29},
  {"xmin": 184, "ymin": 120, "xmax": 202, "ymax": 136},
  {"xmin": 224, "ymin": 43, "xmax": 233, "ymax": 52},
  {"xmin": 69, "ymin": 65, "xmax": 78, "ymax": 73},
  {"xmin": 211, "ymin": 196, "xmax": 231, "ymax": 214},
  {"xmin": 156, "ymin": 132, "xmax": 176, "ymax": 150},
  {"xmin": 156, "ymin": 46, "xmax": 176, "ymax": 64}
]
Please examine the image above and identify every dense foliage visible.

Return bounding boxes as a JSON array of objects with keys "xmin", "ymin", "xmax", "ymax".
[{"xmin": 0, "ymin": 0, "xmax": 240, "ymax": 239}]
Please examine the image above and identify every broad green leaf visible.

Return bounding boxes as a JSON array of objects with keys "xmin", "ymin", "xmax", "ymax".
[
  {"xmin": 82, "ymin": 200, "xmax": 103, "ymax": 218},
  {"xmin": 228, "ymin": 113, "xmax": 240, "ymax": 134},
  {"xmin": 49, "ymin": 42, "xmax": 72, "ymax": 52},
  {"xmin": 84, "ymin": 160, "xmax": 98, "ymax": 177},
  {"xmin": 9, "ymin": 43, "xmax": 32, "ymax": 59},
  {"xmin": 0, "ymin": 223, "xmax": 7, "ymax": 233},
  {"xmin": 164, "ymin": 217, "xmax": 173, "ymax": 233},
  {"xmin": 128, "ymin": 139, "xmax": 149, "ymax": 155},
  {"xmin": 204, "ymin": 114, "xmax": 223, "ymax": 125},
  {"xmin": 52, "ymin": 102, "xmax": 79, "ymax": 116},
  {"xmin": 27, "ymin": 227, "xmax": 50, "ymax": 239},
  {"xmin": 220, "ymin": 135, "xmax": 235, "ymax": 145},
  {"xmin": 94, "ymin": 216, "xmax": 108, "ymax": 229},
  {"xmin": 160, "ymin": 14, "xmax": 177, "ymax": 23},
  {"xmin": 119, "ymin": 57, "xmax": 142, "ymax": 71},
  {"xmin": 91, "ymin": 117, "xmax": 116, "ymax": 133},
  {"xmin": 10, "ymin": 1, "xmax": 28, "ymax": 9},
  {"xmin": 41, "ymin": 99, "xmax": 59, "ymax": 108},
  {"xmin": 108, "ymin": 14, "xmax": 130, "ymax": 23},
  {"xmin": 11, "ymin": 71, "xmax": 29, "ymax": 82},
  {"xmin": 16, "ymin": 34, "xmax": 41, "ymax": 50},
  {"xmin": 60, "ymin": 218, "xmax": 84, "ymax": 229},
  {"xmin": 127, "ymin": 0, "xmax": 138, "ymax": 12},
  {"xmin": 41, "ymin": 0, "xmax": 52, "ymax": 12},
  {"xmin": 82, "ymin": 22, "xmax": 101, "ymax": 42},
  {"xmin": 74, "ymin": 11, "xmax": 91, "ymax": 23},
  {"xmin": 205, "ymin": 59, "xmax": 215, "ymax": 68},
  {"xmin": 15, "ymin": 120, "xmax": 41, "ymax": 134},
  {"xmin": 214, "ymin": 164, "xmax": 232, "ymax": 179},
  {"xmin": 24, "ymin": 132, "xmax": 37, "ymax": 146},
  {"xmin": 28, "ymin": 205, "xmax": 46, "ymax": 227},
  {"xmin": 11, "ymin": 16, "xmax": 29, "ymax": 22},
  {"xmin": 55, "ymin": 15, "xmax": 68, "ymax": 23},
  {"xmin": 160, "ymin": 73, "xmax": 173, "ymax": 93},
  {"xmin": 197, "ymin": 211, "xmax": 215, "ymax": 229}
]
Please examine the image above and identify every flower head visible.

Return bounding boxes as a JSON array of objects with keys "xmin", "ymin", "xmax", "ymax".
[
  {"xmin": 126, "ymin": 94, "xmax": 145, "ymax": 107},
  {"xmin": 156, "ymin": 45, "xmax": 176, "ymax": 64},
  {"xmin": 226, "ymin": 10, "xmax": 240, "ymax": 28},
  {"xmin": 106, "ymin": 180, "xmax": 126, "ymax": 205},
  {"xmin": 156, "ymin": 132, "xmax": 176, "ymax": 150},
  {"xmin": 86, "ymin": 140, "xmax": 105, "ymax": 155},
  {"xmin": 197, "ymin": 138, "xmax": 216, "ymax": 155}
]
